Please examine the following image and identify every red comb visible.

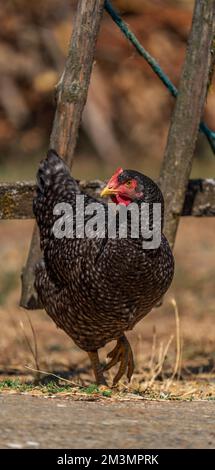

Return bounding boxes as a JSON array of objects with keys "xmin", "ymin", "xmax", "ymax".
[
  {"xmin": 114, "ymin": 167, "xmax": 123, "ymax": 176},
  {"xmin": 108, "ymin": 167, "xmax": 123, "ymax": 187}
]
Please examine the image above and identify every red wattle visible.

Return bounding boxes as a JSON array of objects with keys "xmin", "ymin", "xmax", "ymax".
[{"xmin": 111, "ymin": 194, "xmax": 132, "ymax": 206}]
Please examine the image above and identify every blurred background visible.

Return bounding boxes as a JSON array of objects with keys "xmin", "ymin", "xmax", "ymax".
[
  {"xmin": 0, "ymin": 0, "xmax": 214, "ymax": 392},
  {"xmin": 1, "ymin": 0, "xmax": 215, "ymax": 180}
]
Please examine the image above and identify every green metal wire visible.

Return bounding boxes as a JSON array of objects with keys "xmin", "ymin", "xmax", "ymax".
[{"xmin": 105, "ymin": 0, "xmax": 215, "ymax": 154}]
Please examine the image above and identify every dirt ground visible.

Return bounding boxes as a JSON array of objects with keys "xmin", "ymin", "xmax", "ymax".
[
  {"xmin": 0, "ymin": 218, "xmax": 215, "ymax": 399},
  {"xmin": 0, "ymin": 395, "xmax": 214, "ymax": 449}
]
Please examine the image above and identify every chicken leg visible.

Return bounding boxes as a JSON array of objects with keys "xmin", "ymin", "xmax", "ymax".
[
  {"xmin": 88, "ymin": 350, "xmax": 107, "ymax": 386},
  {"xmin": 103, "ymin": 334, "xmax": 135, "ymax": 385}
]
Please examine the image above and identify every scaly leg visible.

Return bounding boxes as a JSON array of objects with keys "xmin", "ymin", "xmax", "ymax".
[
  {"xmin": 103, "ymin": 334, "xmax": 135, "ymax": 386},
  {"xmin": 88, "ymin": 350, "xmax": 107, "ymax": 386}
]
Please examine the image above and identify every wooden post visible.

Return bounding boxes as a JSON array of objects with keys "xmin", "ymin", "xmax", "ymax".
[
  {"xmin": 20, "ymin": 225, "xmax": 42, "ymax": 309},
  {"xmin": 159, "ymin": 0, "xmax": 215, "ymax": 248},
  {"xmin": 50, "ymin": 0, "xmax": 105, "ymax": 165},
  {"xmin": 20, "ymin": 0, "xmax": 105, "ymax": 309}
]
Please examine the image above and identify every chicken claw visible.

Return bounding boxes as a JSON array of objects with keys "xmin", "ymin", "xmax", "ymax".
[
  {"xmin": 104, "ymin": 335, "xmax": 134, "ymax": 385},
  {"xmin": 88, "ymin": 351, "xmax": 108, "ymax": 386}
]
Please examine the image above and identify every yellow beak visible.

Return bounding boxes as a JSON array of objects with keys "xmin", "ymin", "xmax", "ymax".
[{"xmin": 100, "ymin": 186, "xmax": 117, "ymax": 198}]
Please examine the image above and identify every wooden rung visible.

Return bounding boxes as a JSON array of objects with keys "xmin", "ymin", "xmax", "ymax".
[{"xmin": 0, "ymin": 178, "xmax": 215, "ymax": 219}]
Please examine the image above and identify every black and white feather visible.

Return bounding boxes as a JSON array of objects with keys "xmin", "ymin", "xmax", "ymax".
[{"xmin": 33, "ymin": 150, "xmax": 174, "ymax": 351}]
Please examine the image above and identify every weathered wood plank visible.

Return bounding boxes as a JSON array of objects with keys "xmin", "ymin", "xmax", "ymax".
[
  {"xmin": 182, "ymin": 179, "xmax": 215, "ymax": 217},
  {"xmin": 0, "ymin": 181, "xmax": 35, "ymax": 219},
  {"xmin": 1, "ymin": 179, "xmax": 215, "ymax": 219}
]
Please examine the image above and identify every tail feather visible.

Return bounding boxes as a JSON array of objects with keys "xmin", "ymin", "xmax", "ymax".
[
  {"xmin": 33, "ymin": 149, "xmax": 80, "ymax": 249},
  {"xmin": 36, "ymin": 149, "xmax": 71, "ymax": 195}
]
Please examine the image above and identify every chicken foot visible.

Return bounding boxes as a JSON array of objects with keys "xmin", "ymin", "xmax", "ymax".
[
  {"xmin": 103, "ymin": 334, "xmax": 135, "ymax": 386},
  {"xmin": 88, "ymin": 350, "xmax": 107, "ymax": 386}
]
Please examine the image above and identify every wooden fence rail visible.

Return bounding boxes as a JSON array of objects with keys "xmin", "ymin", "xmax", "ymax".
[{"xmin": 0, "ymin": 179, "xmax": 215, "ymax": 220}]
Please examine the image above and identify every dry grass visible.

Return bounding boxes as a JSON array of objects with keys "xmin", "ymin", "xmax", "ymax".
[{"xmin": 20, "ymin": 312, "xmax": 40, "ymax": 373}]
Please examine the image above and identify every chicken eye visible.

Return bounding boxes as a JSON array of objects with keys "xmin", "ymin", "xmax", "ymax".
[{"xmin": 125, "ymin": 180, "xmax": 132, "ymax": 187}]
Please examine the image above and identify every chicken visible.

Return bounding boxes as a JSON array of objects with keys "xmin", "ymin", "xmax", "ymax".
[{"xmin": 33, "ymin": 149, "xmax": 174, "ymax": 385}]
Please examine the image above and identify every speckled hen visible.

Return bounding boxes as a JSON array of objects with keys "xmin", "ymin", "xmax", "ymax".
[{"xmin": 33, "ymin": 150, "xmax": 174, "ymax": 385}]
